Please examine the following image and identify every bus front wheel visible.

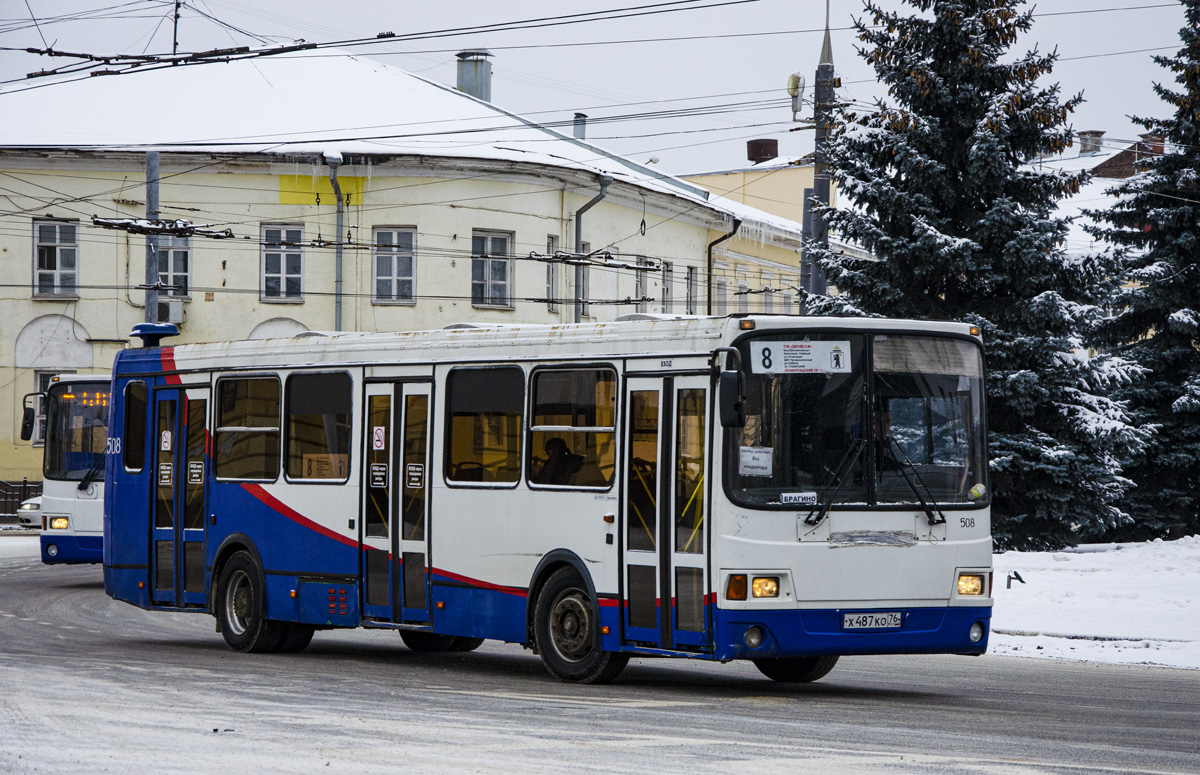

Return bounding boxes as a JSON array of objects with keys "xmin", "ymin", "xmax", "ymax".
[
  {"xmin": 753, "ymin": 655, "xmax": 839, "ymax": 683},
  {"xmin": 534, "ymin": 567, "xmax": 627, "ymax": 684},
  {"xmin": 217, "ymin": 551, "xmax": 284, "ymax": 653}
]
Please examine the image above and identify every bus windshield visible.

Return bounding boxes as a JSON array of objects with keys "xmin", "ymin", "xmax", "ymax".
[
  {"xmin": 726, "ymin": 333, "xmax": 986, "ymax": 509},
  {"xmin": 43, "ymin": 382, "xmax": 110, "ymax": 481}
]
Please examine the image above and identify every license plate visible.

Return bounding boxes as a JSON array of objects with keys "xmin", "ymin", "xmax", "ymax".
[{"xmin": 842, "ymin": 611, "xmax": 902, "ymax": 630}]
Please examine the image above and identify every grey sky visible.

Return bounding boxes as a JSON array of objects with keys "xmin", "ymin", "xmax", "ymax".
[{"xmin": 0, "ymin": 1, "xmax": 1187, "ymax": 174}]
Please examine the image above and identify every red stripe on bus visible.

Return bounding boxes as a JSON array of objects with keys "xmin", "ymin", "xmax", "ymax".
[
  {"xmin": 431, "ymin": 567, "xmax": 527, "ymax": 598},
  {"xmin": 240, "ymin": 483, "xmax": 357, "ymax": 549},
  {"xmin": 160, "ymin": 348, "xmax": 182, "ymax": 385}
]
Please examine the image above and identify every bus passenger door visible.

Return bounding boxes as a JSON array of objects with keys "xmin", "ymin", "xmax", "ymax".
[
  {"xmin": 361, "ymin": 382, "xmax": 433, "ymax": 624},
  {"xmin": 361, "ymin": 384, "xmax": 394, "ymax": 620},
  {"xmin": 396, "ymin": 384, "xmax": 432, "ymax": 623},
  {"xmin": 622, "ymin": 376, "xmax": 711, "ymax": 651},
  {"xmin": 151, "ymin": 386, "xmax": 210, "ymax": 607}
]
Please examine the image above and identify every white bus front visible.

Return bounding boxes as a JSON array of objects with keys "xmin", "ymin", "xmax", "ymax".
[
  {"xmin": 37, "ymin": 377, "xmax": 109, "ymax": 564},
  {"xmin": 712, "ymin": 326, "xmax": 992, "ymax": 673}
]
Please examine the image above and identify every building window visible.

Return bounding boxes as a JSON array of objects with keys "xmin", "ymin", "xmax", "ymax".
[
  {"xmin": 445, "ymin": 367, "xmax": 523, "ymax": 485},
  {"xmin": 285, "ymin": 372, "xmax": 351, "ymax": 481},
  {"xmin": 34, "ymin": 220, "xmax": 78, "ymax": 296},
  {"xmin": 472, "ymin": 231, "xmax": 512, "ymax": 308},
  {"xmin": 635, "ymin": 257, "xmax": 651, "ymax": 313},
  {"xmin": 261, "ymin": 225, "xmax": 303, "ymax": 301},
  {"xmin": 157, "ymin": 235, "xmax": 191, "ymax": 298},
  {"xmin": 715, "ymin": 277, "xmax": 728, "ymax": 316},
  {"xmin": 579, "ymin": 241, "xmax": 591, "ymax": 318},
  {"xmin": 373, "ymin": 227, "xmax": 416, "ymax": 303},
  {"xmin": 685, "ymin": 267, "xmax": 697, "ymax": 314},
  {"xmin": 782, "ymin": 275, "xmax": 796, "ymax": 314},
  {"xmin": 528, "ymin": 368, "xmax": 617, "ymax": 488},
  {"xmin": 761, "ymin": 272, "xmax": 774, "ymax": 314},
  {"xmin": 661, "ymin": 261, "xmax": 673, "ymax": 313},
  {"xmin": 736, "ymin": 271, "xmax": 749, "ymax": 314},
  {"xmin": 215, "ymin": 377, "xmax": 281, "ymax": 480},
  {"xmin": 546, "ymin": 235, "xmax": 559, "ymax": 313}
]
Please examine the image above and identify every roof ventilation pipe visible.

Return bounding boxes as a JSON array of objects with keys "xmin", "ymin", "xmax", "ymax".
[
  {"xmin": 574, "ymin": 113, "xmax": 588, "ymax": 140},
  {"xmin": 456, "ymin": 50, "xmax": 493, "ymax": 101},
  {"xmin": 1077, "ymin": 130, "xmax": 1104, "ymax": 155},
  {"xmin": 574, "ymin": 175, "xmax": 613, "ymax": 323},
  {"xmin": 747, "ymin": 139, "xmax": 778, "ymax": 165}
]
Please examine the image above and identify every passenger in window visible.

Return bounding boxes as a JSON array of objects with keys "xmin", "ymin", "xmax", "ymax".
[{"xmin": 535, "ymin": 437, "xmax": 583, "ymax": 485}]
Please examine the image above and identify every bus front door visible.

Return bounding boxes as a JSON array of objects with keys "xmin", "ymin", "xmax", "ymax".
[
  {"xmin": 622, "ymin": 376, "xmax": 711, "ymax": 652},
  {"xmin": 151, "ymin": 386, "xmax": 209, "ymax": 608},
  {"xmin": 362, "ymin": 382, "xmax": 433, "ymax": 624}
]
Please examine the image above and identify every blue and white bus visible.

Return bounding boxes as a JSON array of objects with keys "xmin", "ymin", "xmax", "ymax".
[
  {"xmin": 104, "ymin": 315, "xmax": 992, "ymax": 683},
  {"xmin": 21, "ymin": 375, "xmax": 110, "ymax": 564}
]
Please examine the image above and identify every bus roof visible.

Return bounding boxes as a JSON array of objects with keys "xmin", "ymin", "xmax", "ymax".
[{"xmin": 114, "ymin": 316, "xmax": 980, "ymax": 376}]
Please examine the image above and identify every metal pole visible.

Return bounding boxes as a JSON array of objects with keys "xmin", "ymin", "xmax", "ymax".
[
  {"xmin": 327, "ymin": 156, "xmax": 344, "ymax": 332},
  {"xmin": 145, "ymin": 152, "xmax": 160, "ymax": 323}
]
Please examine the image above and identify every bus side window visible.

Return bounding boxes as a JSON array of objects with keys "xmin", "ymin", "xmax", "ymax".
[
  {"xmin": 528, "ymin": 368, "xmax": 616, "ymax": 488},
  {"xmin": 215, "ymin": 377, "xmax": 281, "ymax": 481},
  {"xmin": 445, "ymin": 367, "xmax": 523, "ymax": 485},
  {"xmin": 123, "ymin": 382, "xmax": 148, "ymax": 472},
  {"xmin": 285, "ymin": 372, "xmax": 352, "ymax": 481}
]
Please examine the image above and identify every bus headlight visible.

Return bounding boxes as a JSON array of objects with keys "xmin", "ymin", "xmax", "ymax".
[
  {"xmin": 957, "ymin": 573, "xmax": 985, "ymax": 596},
  {"xmin": 49, "ymin": 517, "xmax": 69, "ymax": 530},
  {"xmin": 751, "ymin": 576, "xmax": 779, "ymax": 598}
]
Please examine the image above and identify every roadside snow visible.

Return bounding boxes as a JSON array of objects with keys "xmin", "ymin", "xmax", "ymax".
[{"xmin": 3, "ymin": 534, "xmax": 1196, "ymax": 669}]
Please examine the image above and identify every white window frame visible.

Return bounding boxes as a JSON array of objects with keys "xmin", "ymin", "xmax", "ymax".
[
  {"xmin": 736, "ymin": 271, "xmax": 749, "ymax": 314},
  {"xmin": 685, "ymin": 266, "xmax": 697, "ymax": 314},
  {"xmin": 157, "ymin": 234, "xmax": 191, "ymax": 299},
  {"xmin": 661, "ymin": 261, "xmax": 674, "ymax": 314},
  {"xmin": 579, "ymin": 241, "xmax": 591, "ymax": 318},
  {"xmin": 261, "ymin": 225, "xmax": 304, "ymax": 302},
  {"xmin": 472, "ymin": 230, "xmax": 514, "ymax": 309},
  {"xmin": 634, "ymin": 256, "xmax": 651, "ymax": 313},
  {"xmin": 373, "ymin": 226, "xmax": 417, "ymax": 305},
  {"xmin": 761, "ymin": 272, "xmax": 774, "ymax": 314},
  {"xmin": 714, "ymin": 277, "xmax": 729, "ymax": 316},
  {"xmin": 33, "ymin": 219, "xmax": 79, "ymax": 297},
  {"xmin": 546, "ymin": 235, "xmax": 560, "ymax": 313}
]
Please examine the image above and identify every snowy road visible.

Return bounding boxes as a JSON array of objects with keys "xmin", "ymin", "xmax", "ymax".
[{"xmin": 1, "ymin": 540, "xmax": 1198, "ymax": 774}]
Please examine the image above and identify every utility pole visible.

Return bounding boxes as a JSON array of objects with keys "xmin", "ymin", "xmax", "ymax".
[
  {"xmin": 145, "ymin": 152, "xmax": 160, "ymax": 323},
  {"xmin": 172, "ymin": 0, "xmax": 181, "ymax": 55},
  {"xmin": 804, "ymin": 0, "xmax": 835, "ymax": 296}
]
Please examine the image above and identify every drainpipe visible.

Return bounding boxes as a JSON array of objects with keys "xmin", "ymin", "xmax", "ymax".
[
  {"xmin": 706, "ymin": 218, "xmax": 742, "ymax": 315},
  {"xmin": 574, "ymin": 175, "xmax": 613, "ymax": 323},
  {"xmin": 325, "ymin": 150, "xmax": 345, "ymax": 332}
]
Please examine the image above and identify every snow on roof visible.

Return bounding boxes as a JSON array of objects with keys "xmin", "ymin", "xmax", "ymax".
[
  {"xmin": 1030, "ymin": 147, "xmax": 1123, "ymax": 175},
  {"xmin": 680, "ymin": 155, "xmax": 811, "ymax": 177},
  {"xmin": 0, "ymin": 51, "xmax": 802, "ymax": 242}
]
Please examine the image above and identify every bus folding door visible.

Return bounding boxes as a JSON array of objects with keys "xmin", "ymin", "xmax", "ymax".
[
  {"xmin": 151, "ymin": 386, "xmax": 210, "ymax": 608},
  {"xmin": 362, "ymin": 382, "xmax": 433, "ymax": 624},
  {"xmin": 622, "ymin": 376, "xmax": 711, "ymax": 651}
]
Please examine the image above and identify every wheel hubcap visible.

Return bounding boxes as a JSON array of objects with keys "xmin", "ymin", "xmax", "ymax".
[
  {"xmin": 549, "ymin": 590, "xmax": 592, "ymax": 662},
  {"xmin": 224, "ymin": 570, "xmax": 251, "ymax": 636}
]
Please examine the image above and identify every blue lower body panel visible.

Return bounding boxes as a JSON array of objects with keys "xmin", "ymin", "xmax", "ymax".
[
  {"xmin": 712, "ymin": 605, "xmax": 991, "ymax": 661},
  {"xmin": 42, "ymin": 534, "xmax": 103, "ymax": 565}
]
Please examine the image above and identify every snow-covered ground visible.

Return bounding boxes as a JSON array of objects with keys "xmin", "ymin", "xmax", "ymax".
[{"xmin": 2, "ymin": 531, "xmax": 1197, "ymax": 670}]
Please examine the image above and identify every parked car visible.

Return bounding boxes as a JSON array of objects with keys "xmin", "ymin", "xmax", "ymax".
[{"xmin": 15, "ymin": 496, "xmax": 41, "ymax": 529}]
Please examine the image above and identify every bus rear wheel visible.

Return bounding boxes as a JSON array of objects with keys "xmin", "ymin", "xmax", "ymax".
[
  {"xmin": 217, "ymin": 551, "xmax": 284, "ymax": 653},
  {"xmin": 753, "ymin": 655, "xmax": 839, "ymax": 683},
  {"xmin": 534, "ymin": 567, "xmax": 627, "ymax": 684},
  {"xmin": 449, "ymin": 637, "xmax": 484, "ymax": 652}
]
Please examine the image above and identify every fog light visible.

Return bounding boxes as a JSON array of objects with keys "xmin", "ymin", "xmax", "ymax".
[
  {"xmin": 970, "ymin": 622, "xmax": 985, "ymax": 643},
  {"xmin": 49, "ymin": 517, "xmax": 69, "ymax": 530},
  {"xmin": 957, "ymin": 573, "xmax": 985, "ymax": 596},
  {"xmin": 46, "ymin": 544, "xmax": 58, "ymax": 557},
  {"xmin": 744, "ymin": 626, "xmax": 764, "ymax": 648},
  {"xmin": 726, "ymin": 574, "xmax": 747, "ymax": 601},
  {"xmin": 751, "ymin": 576, "xmax": 779, "ymax": 598}
]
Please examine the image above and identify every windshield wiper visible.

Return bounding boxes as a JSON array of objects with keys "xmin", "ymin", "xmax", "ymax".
[
  {"xmin": 885, "ymin": 437, "xmax": 947, "ymax": 526},
  {"xmin": 77, "ymin": 460, "xmax": 104, "ymax": 491},
  {"xmin": 804, "ymin": 439, "xmax": 866, "ymax": 526}
]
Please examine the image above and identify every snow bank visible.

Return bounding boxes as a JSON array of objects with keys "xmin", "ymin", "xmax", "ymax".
[{"xmin": 992, "ymin": 536, "xmax": 1200, "ymax": 669}]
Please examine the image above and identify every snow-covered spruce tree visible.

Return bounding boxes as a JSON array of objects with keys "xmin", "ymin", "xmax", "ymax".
[
  {"xmin": 1087, "ymin": 2, "xmax": 1200, "ymax": 540},
  {"xmin": 804, "ymin": 0, "xmax": 1150, "ymax": 549}
]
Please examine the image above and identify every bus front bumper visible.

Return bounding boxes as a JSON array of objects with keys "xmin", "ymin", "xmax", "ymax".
[
  {"xmin": 712, "ymin": 605, "xmax": 991, "ymax": 661},
  {"xmin": 41, "ymin": 534, "xmax": 103, "ymax": 565}
]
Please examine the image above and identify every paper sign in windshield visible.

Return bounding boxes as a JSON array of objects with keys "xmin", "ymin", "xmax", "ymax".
[
  {"xmin": 749, "ymin": 341, "xmax": 852, "ymax": 374},
  {"xmin": 739, "ymin": 446, "xmax": 774, "ymax": 476}
]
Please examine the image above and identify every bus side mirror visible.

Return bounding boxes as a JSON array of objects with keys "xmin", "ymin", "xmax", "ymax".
[
  {"xmin": 718, "ymin": 371, "xmax": 746, "ymax": 429},
  {"xmin": 20, "ymin": 406, "xmax": 35, "ymax": 441}
]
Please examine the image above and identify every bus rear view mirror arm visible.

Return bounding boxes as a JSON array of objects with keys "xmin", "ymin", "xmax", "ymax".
[{"xmin": 712, "ymin": 347, "xmax": 746, "ymax": 429}]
